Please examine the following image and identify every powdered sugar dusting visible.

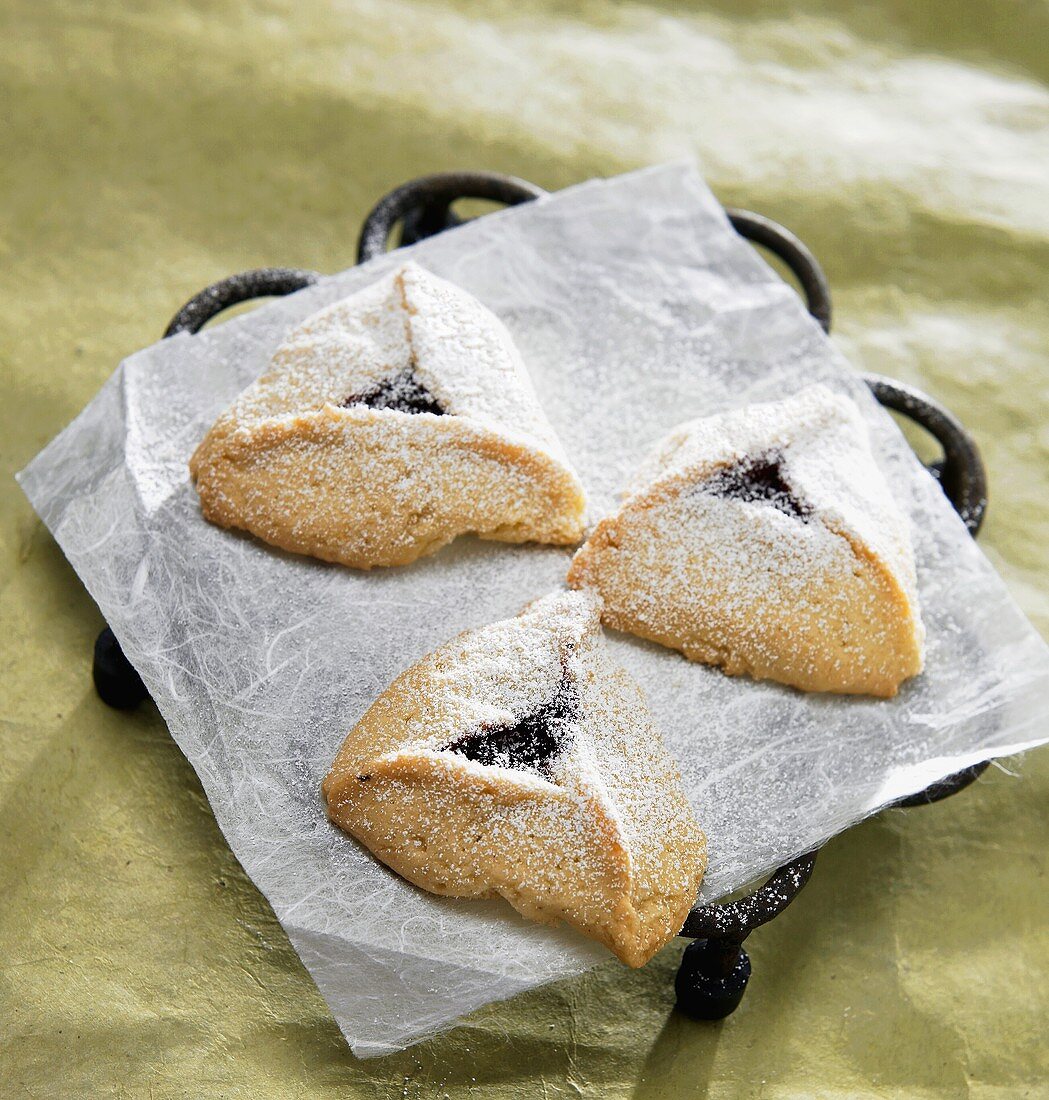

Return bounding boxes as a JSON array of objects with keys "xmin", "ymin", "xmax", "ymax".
[
  {"xmin": 215, "ymin": 263, "xmax": 575, "ymax": 466},
  {"xmin": 399, "ymin": 263, "xmax": 573, "ymax": 465},
  {"xmin": 571, "ymin": 385, "xmax": 924, "ymax": 695},
  {"xmin": 396, "ymin": 589, "xmax": 699, "ymax": 861},
  {"xmin": 190, "ymin": 263, "xmax": 586, "ymax": 566},
  {"xmin": 641, "ymin": 385, "xmax": 920, "ymax": 613},
  {"xmin": 325, "ymin": 589, "xmax": 705, "ymax": 964}
]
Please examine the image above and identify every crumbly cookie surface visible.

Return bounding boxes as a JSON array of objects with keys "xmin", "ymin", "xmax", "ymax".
[
  {"xmin": 568, "ymin": 386, "xmax": 924, "ymax": 697},
  {"xmin": 322, "ymin": 590, "xmax": 707, "ymax": 967},
  {"xmin": 190, "ymin": 263, "xmax": 586, "ymax": 567}
]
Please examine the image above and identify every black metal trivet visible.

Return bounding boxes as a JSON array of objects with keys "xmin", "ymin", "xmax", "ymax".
[{"xmin": 91, "ymin": 170, "xmax": 991, "ymax": 1022}]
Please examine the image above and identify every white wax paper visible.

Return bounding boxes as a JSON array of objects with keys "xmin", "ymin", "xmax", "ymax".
[{"xmin": 19, "ymin": 163, "xmax": 1049, "ymax": 1058}]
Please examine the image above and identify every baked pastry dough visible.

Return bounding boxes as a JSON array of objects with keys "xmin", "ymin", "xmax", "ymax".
[
  {"xmin": 322, "ymin": 590, "xmax": 706, "ymax": 966},
  {"xmin": 190, "ymin": 263, "xmax": 586, "ymax": 567},
  {"xmin": 567, "ymin": 386, "xmax": 924, "ymax": 697}
]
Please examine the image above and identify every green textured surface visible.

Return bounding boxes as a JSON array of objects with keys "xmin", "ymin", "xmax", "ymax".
[{"xmin": 2, "ymin": 1, "xmax": 1048, "ymax": 1095}]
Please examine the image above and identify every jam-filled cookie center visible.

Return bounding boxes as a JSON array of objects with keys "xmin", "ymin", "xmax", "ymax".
[
  {"xmin": 342, "ymin": 367, "xmax": 445, "ymax": 416},
  {"xmin": 700, "ymin": 449, "xmax": 811, "ymax": 520},
  {"xmin": 439, "ymin": 679, "xmax": 577, "ymax": 778}
]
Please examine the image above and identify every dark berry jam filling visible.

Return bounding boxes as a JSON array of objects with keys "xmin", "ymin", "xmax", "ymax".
[
  {"xmin": 439, "ymin": 680, "xmax": 577, "ymax": 778},
  {"xmin": 701, "ymin": 449, "xmax": 811, "ymax": 520},
  {"xmin": 342, "ymin": 368, "xmax": 445, "ymax": 415}
]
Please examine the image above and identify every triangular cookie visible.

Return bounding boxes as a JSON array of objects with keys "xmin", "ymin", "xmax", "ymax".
[
  {"xmin": 190, "ymin": 263, "xmax": 586, "ymax": 568},
  {"xmin": 568, "ymin": 386, "xmax": 924, "ymax": 697},
  {"xmin": 322, "ymin": 590, "xmax": 706, "ymax": 967}
]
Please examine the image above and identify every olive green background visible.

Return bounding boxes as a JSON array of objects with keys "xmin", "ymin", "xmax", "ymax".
[{"xmin": 3, "ymin": 1, "xmax": 1048, "ymax": 1096}]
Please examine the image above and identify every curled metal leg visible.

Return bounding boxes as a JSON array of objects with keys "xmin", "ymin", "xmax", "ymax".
[
  {"xmin": 675, "ymin": 853, "xmax": 817, "ymax": 1020},
  {"xmin": 681, "ymin": 852, "xmax": 819, "ymax": 940},
  {"xmin": 726, "ymin": 208, "xmax": 832, "ymax": 333},
  {"xmin": 892, "ymin": 760, "xmax": 991, "ymax": 807},
  {"xmin": 356, "ymin": 171, "xmax": 544, "ymax": 264},
  {"xmin": 164, "ymin": 268, "xmax": 320, "ymax": 337},
  {"xmin": 865, "ymin": 374, "xmax": 988, "ymax": 535}
]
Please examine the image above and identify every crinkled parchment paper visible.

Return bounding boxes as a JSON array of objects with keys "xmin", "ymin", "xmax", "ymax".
[{"xmin": 18, "ymin": 163, "xmax": 1049, "ymax": 1057}]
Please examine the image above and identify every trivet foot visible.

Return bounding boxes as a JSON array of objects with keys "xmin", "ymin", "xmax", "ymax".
[
  {"xmin": 675, "ymin": 937, "xmax": 751, "ymax": 1020},
  {"xmin": 93, "ymin": 627, "xmax": 148, "ymax": 709}
]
